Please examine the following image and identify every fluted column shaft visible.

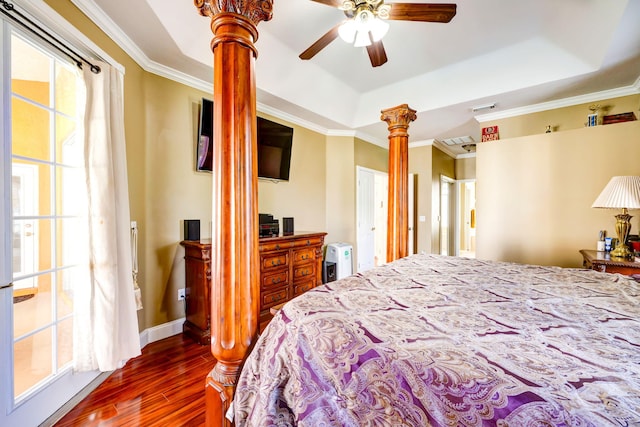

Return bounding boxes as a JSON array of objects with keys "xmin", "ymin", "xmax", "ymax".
[
  {"xmin": 194, "ymin": 1, "xmax": 272, "ymax": 425},
  {"xmin": 381, "ymin": 104, "xmax": 416, "ymax": 262}
]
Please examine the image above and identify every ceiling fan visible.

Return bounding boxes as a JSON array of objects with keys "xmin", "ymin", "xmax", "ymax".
[{"xmin": 299, "ymin": 0, "xmax": 457, "ymax": 67}]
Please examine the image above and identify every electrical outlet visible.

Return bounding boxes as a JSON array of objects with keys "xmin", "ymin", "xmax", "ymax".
[{"xmin": 178, "ymin": 288, "xmax": 185, "ymax": 301}]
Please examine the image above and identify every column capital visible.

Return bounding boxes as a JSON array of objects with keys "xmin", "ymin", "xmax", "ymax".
[
  {"xmin": 195, "ymin": 0, "xmax": 273, "ymax": 26},
  {"xmin": 381, "ymin": 104, "xmax": 417, "ymax": 138}
]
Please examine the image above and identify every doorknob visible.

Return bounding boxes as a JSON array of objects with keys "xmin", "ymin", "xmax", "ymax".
[{"xmin": 371, "ymin": 227, "xmax": 375, "ymax": 231}]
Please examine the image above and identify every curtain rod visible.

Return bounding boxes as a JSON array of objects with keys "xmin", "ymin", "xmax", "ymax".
[{"xmin": 1, "ymin": 0, "xmax": 100, "ymax": 73}]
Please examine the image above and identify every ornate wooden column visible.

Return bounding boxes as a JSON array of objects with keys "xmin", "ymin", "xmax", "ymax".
[
  {"xmin": 381, "ymin": 104, "xmax": 416, "ymax": 262},
  {"xmin": 194, "ymin": 1, "xmax": 272, "ymax": 426}
]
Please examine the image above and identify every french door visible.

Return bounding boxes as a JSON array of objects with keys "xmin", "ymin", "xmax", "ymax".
[{"xmin": 1, "ymin": 23, "xmax": 99, "ymax": 426}]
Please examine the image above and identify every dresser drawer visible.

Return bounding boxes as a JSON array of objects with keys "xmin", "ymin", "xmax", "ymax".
[
  {"xmin": 291, "ymin": 236, "xmax": 324, "ymax": 248},
  {"xmin": 259, "ymin": 241, "xmax": 293, "ymax": 252},
  {"xmin": 293, "ymin": 279, "xmax": 315, "ymax": 296},
  {"xmin": 293, "ymin": 247, "xmax": 316, "ymax": 264},
  {"xmin": 294, "ymin": 264, "xmax": 315, "ymax": 280},
  {"xmin": 262, "ymin": 288, "xmax": 289, "ymax": 310},
  {"xmin": 262, "ymin": 270, "xmax": 289, "ymax": 290},
  {"xmin": 261, "ymin": 252, "xmax": 289, "ymax": 271}
]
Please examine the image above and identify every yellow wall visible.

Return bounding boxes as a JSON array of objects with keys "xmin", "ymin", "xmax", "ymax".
[
  {"xmin": 455, "ymin": 156, "xmax": 476, "ymax": 180},
  {"xmin": 355, "ymin": 138, "xmax": 388, "ymax": 172},
  {"xmin": 325, "ymin": 136, "xmax": 356, "ymax": 247},
  {"xmin": 486, "ymin": 95, "xmax": 639, "ymax": 139},
  {"xmin": 409, "ymin": 145, "xmax": 433, "ymax": 254},
  {"xmin": 257, "ymin": 114, "xmax": 327, "ymax": 233},
  {"xmin": 477, "ymin": 120, "xmax": 640, "ymax": 268}
]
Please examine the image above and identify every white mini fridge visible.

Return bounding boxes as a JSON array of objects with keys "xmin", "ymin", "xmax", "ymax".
[{"xmin": 325, "ymin": 243, "xmax": 353, "ymax": 280}]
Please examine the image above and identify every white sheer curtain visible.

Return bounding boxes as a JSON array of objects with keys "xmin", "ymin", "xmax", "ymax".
[{"xmin": 74, "ymin": 61, "xmax": 141, "ymax": 372}]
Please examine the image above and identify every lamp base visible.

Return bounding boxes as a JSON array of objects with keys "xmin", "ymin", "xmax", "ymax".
[{"xmin": 610, "ymin": 243, "xmax": 633, "ymax": 259}]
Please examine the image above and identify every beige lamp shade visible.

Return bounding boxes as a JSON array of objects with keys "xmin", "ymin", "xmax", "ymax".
[{"xmin": 592, "ymin": 176, "xmax": 640, "ymax": 209}]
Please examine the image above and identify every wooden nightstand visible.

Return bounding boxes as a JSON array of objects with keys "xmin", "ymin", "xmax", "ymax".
[{"xmin": 580, "ymin": 249, "xmax": 640, "ymax": 276}]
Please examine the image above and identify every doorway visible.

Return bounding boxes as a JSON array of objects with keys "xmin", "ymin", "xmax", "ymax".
[
  {"xmin": 458, "ymin": 180, "xmax": 476, "ymax": 258},
  {"xmin": 440, "ymin": 175, "xmax": 456, "ymax": 256},
  {"xmin": 356, "ymin": 167, "xmax": 388, "ymax": 272},
  {"xmin": 439, "ymin": 176, "xmax": 477, "ymax": 258}
]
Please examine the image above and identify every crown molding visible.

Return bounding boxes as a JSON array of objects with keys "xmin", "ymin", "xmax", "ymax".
[
  {"xmin": 71, "ymin": 0, "xmax": 215, "ymax": 92},
  {"xmin": 475, "ymin": 81, "xmax": 640, "ymax": 122},
  {"xmin": 409, "ymin": 139, "xmax": 435, "ymax": 148}
]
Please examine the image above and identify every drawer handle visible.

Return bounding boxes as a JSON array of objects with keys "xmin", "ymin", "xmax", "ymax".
[
  {"xmin": 275, "ymin": 244, "xmax": 280, "ymax": 250},
  {"xmin": 271, "ymin": 260, "xmax": 281, "ymax": 266},
  {"xmin": 271, "ymin": 277, "xmax": 281, "ymax": 284},
  {"xmin": 301, "ymin": 254, "xmax": 308, "ymax": 260},
  {"xmin": 270, "ymin": 294, "xmax": 285, "ymax": 303}
]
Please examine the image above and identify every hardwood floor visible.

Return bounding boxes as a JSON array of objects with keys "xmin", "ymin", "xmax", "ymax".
[{"xmin": 54, "ymin": 334, "xmax": 214, "ymax": 426}]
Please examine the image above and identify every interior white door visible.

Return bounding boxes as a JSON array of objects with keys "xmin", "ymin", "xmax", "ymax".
[{"xmin": 357, "ymin": 167, "xmax": 376, "ymax": 272}]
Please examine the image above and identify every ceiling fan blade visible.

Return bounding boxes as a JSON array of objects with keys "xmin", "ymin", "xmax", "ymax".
[
  {"xmin": 310, "ymin": 0, "xmax": 344, "ymax": 7},
  {"xmin": 386, "ymin": 3, "xmax": 457, "ymax": 22},
  {"xmin": 299, "ymin": 24, "xmax": 341, "ymax": 60},
  {"xmin": 366, "ymin": 39, "xmax": 388, "ymax": 67}
]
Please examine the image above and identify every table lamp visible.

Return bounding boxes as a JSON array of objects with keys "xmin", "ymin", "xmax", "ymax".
[{"xmin": 592, "ymin": 176, "xmax": 640, "ymax": 258}]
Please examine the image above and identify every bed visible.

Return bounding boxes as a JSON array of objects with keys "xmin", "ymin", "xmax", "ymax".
[
  {"xmin": 192, "ymin": 3, "xmax": 640, "ymax": 426},
  {"xmin": 233, "ymin": 254, "xmax": 640, "ymax": 426}
]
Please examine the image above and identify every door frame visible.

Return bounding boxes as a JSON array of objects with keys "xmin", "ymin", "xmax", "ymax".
[
  {"xmin": 356, "ymin": 166, "xmax": 388, "ymax": 272},
  {"xmin": 439, "ymin": 175, "xmax": 458, "ymax": 256},
  {"xmin": 456, "ymin": 179, "xmax": 476, "ymax": 257}
]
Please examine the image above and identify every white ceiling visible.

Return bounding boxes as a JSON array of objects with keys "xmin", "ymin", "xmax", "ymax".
[{"xmin": 72, "ymin": 0, "xmax": 640, "ymax": 156}]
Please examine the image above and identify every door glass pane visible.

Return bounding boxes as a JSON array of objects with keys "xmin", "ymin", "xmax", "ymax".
[
  {"xmin": 57, "ymin": 318, "xmax": 73, "ymax": 369},
  {"xmin": 13, "ymin": 273, "xmax": 53, "ymax": 338},
  {"xmin": 11, "ymin": 36, "xmax": 51, "ymax": 106},
  {"xmin": 54, "ymin": 63, "xmax": 77, "ymax": 117},
  {"xmin": 56, "ymin": 113, "xmax": 81, "ymax": 166},
  {"xmin": 11, "ymin": 97, "xmax": 51, "ymax": 161},
  {"xmin": 56, "ymin": 166, "xmax": 85, "ymax": 216},
  {"xmin": 56, "ymin": 269, "xmax": 75, "ymax": 318},
  {"xmin": 14, "ymin": 329, "xmax": 53, "ymax": 397}
]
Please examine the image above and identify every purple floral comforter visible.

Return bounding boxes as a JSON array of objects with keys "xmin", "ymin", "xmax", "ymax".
[{"xmin": 234, "ymin": 254, "xmax": 640, "ymax": 426}]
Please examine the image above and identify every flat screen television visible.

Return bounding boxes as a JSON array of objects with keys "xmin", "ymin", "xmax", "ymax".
[
  {"xmin": 196, "ymin": 98, "xmax": 294, "ymax": 181},
  {"xmin": 196, "ymin": 98, "xmax": 214, "ymax": 172},
  {"xmin": 256, "ymin": 117, "xmax": 293, "ymax": 181}
]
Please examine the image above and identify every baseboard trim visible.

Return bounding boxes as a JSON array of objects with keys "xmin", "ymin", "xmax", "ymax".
[{"xmin": 139, "ymin": 317, "xmax": 185, "ymax": 349}]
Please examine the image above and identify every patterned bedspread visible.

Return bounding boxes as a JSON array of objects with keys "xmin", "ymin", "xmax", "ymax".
[{"xmin": 234, "ymin": 254, "xmax": 640, "ymax": 426}]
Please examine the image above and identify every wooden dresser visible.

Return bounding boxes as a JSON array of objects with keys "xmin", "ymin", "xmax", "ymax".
[{"xmin": 181, "ymin": 231, "xmax": 326, "ymax": 344}]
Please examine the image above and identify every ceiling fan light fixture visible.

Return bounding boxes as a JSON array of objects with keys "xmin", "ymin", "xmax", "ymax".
[
  {"xmin": 339, "ymin": 8, "xmax": 388, "ymax": 47},
  {"xmin": 377, "ymin": 4, "xmax": 391, "ymax": 19},
  {"xmin": 354, "ymin": 28, "xmax": 372, "ymax": 47},
  {"xmin": 338, "ymin": 1, "xmax": 356, "ymax": 11},
  {"xmin": 338, "ymin": 19, "xmax": 357, "ymax": 43},
  {"xmin": 369, "ymin": 17, "xmax": 389, "ymax": 41}
]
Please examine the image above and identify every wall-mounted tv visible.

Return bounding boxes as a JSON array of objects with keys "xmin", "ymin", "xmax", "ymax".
[
  {"xmin": 196, "ymin": 98, "xmax": 213, "ymax": 171},
  {"xmin": 256, "ymin": 117, "xmax": 293, "ymax": 181},
  {"xmin": 196, "ymin": 98, "xmax": 294, "ymax": 181}
]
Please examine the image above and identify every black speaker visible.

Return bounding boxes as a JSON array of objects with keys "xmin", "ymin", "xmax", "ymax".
[
  {"xmin": 283, "ymin": 217, "xmax": 294, "ymax": 235},
  {"xmin": 184, "ymin": 219, "xmax": 200, "ymax": 241},
  {"xmin": 322, "ymin": 261, "xmax": 336, "ymax": 284}
]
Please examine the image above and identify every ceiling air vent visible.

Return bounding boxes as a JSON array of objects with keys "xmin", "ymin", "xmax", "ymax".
[{"xmin": 440, "ymin": 135, "xmax": 474, "ymax": 146}]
